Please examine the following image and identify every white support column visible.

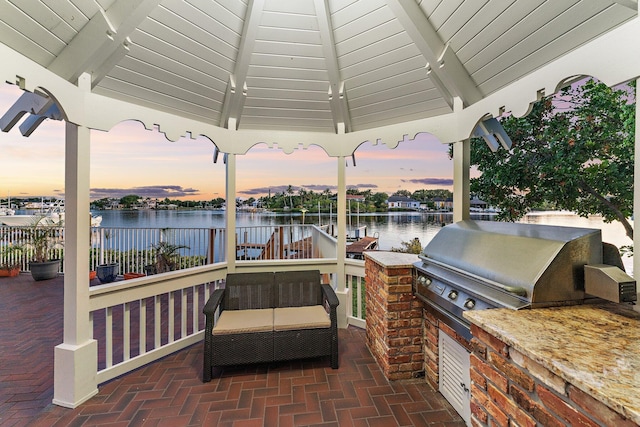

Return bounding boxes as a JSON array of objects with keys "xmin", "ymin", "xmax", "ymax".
[
  {"xmin": 634, "ymin": 78, "xmax": 640, "ymax": 282},
  {"xmin": 53, "ymin": 72, "xmax": 98, "ymax": 408},
  {"xmin": 453, "ymin": 139, "xmax": 470, "ymax": 222},
  {"xmin": 335, "ymin": 156, "xmax": 348, "ymax": 328},
  {"xmin": 225, "ymin": 153, "xmax": 237, "ymax": 272}
]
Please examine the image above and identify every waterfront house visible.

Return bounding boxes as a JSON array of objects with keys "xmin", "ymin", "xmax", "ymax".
[
  {"xmin": 1, "ymin": 2, "xmax": 640, "ymax": 425},
  {"xmin": 469, "ymin": 195, "xmax": 488, "ymax": 212},
  {"xmin": 387, "ymin": 195, "xmax": 421, "ymax": 210},
  {"xmin": 431, "ymin": 196, "xmax": 453, "ymax": 211}
]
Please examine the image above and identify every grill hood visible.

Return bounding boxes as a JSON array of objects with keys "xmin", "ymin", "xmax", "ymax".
[{"xmin": 418, "ymin": 220, "xmax": 602, "ymax": 308}]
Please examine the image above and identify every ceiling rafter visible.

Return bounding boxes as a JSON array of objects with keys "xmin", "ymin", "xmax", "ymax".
[
  {"xmin": 386, "ymin": 0, "xmax": 482, "ymax": 107},
  {"xmin": 220, "ymin": 0, "xmax": 265, "ymax": 130},
  {"xmin": 612, "ymin": 0, "xmax": 638, "ymax": 11},
  {"xmin": 314, "ymin": 0, "xmax": 351, "ymax": 134},
  {"xmin": 1, "ymin": 0, "xmax": 161, "ymax": 136},
  {"xmin": 49, "ymin": 0, "xmax": 162, "ymax": 87}
]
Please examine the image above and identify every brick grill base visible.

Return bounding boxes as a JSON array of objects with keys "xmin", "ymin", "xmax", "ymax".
[
  {"xmin": 469, "ymin": 324, "xmax": 639, "ymax": 427},
  {"xmin": 422, "ymin": 308, "xmax": 473, "ymax": 389},
  {"xmin": 365, "ymin": 256, "xmax": 424, "ymax": 380},
  {"xmin": 364, "ymin": 255, "xmax": 638, "ymax": 426}
]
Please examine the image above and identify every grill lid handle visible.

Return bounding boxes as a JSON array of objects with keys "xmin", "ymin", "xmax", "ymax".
[{"xmin": 421, "ymin": 256, "xmax": 528, "ymax": 297}]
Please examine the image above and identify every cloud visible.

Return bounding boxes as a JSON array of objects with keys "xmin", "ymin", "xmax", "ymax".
[
  {"xmin": 90, "ymin": 185, "xmax": 200, "ymax": 199},
  {"xmin": 401, "ymin": 178, "xmax": 454, "ymax": 186},
  {"xmin": 349, "ymin": 183, "xmax": 379, "ymax": 189}
]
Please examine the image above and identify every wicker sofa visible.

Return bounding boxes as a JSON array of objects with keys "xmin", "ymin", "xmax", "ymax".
[{"xmin": 202, "ymin": 270, "xmax": 339, "ymax": 382}]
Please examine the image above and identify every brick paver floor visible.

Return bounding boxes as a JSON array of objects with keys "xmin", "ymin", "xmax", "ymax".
[{"xmin": 0, "ymin": 273, "xmax": 465, "ymax": 426}]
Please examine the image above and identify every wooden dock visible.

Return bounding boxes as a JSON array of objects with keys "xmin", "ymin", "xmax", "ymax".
[{"xmin": 346, "ymin": 236, "xmax": 378, "ymax": 259}]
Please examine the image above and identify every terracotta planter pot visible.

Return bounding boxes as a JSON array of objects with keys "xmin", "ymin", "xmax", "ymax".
[
  {"xmin": 89, "ymin": 270, "xmax": 97, "ymax": 280},
  {"xmin": 0, "ymin": 267, "xmax": 20, "ymax": 277},
  {"xmin": 124, "ymin": 272, "xmax": 145, "ymax": 280}
]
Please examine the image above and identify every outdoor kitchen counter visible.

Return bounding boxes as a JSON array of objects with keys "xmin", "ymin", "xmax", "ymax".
[{"xmin": 464, "ymin": 304, "xmax": 640, "ymax": 424}]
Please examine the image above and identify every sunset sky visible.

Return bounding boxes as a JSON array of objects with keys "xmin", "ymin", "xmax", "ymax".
[{"xmin": 0, "ymin": 83, "xmax": 455, "ymax": 201}]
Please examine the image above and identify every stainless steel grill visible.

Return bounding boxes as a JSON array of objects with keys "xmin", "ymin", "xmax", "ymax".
[{"xmin": 413, "ymin": 220, "xmax": 605, "ymax": 340}]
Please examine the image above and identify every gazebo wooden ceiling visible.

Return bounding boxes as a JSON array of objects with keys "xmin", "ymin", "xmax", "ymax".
[{"xmin": 1, "ymin": 0, "xmax": 639, "ymax": 152}]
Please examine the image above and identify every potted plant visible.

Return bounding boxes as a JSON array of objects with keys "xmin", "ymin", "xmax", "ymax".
[
  {"xmin": 0, "ymin": 244, "xmax": 22, "ymax": 277},
  {"xmin": 95, "ymin": 230, "xmax": 119, "ymax": 283},
  {"xmin": 96, "ymin": 262, "xmax": 119, "ymax": 283},
  {"xmin": 20, "ymin": 215, "xmax": 63, "ymax": 281},
  {"xmin": 146, "ymin": 241, "xmax": 189, "ymax": 275}
]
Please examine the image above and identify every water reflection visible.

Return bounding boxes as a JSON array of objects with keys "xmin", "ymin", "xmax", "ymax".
[{"xmin": 95, "ymin": 209, "xmax": 633, "ymax": 270}]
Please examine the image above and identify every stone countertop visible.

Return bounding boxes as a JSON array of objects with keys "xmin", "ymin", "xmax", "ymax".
[
  {"xmin": 364, "ymin": 251, "xmax": 419, "ymax": 268},
  {"xmin": 464, "ymin": 304, "xmax": 640, "ymax": 424}
]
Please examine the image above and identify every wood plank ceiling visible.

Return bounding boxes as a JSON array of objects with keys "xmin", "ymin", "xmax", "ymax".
[{"xmin": 0, "ymin": 0, "xmax": 636, "ymax": 135}]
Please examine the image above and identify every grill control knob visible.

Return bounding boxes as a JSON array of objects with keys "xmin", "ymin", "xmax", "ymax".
[
  {"xmin": 418, "ymin": 276, "xmax": 432, "ymax": 286},
  {"xmin": 447, "ymin": 290, "xmax": 458, "ymax": 300},
  {"xmin": 464, "ymin": 299, "xmax": 476, "ymax": 309}
]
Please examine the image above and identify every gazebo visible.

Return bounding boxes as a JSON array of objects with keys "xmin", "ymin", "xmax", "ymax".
[{"xmin": 1, "ymin": 0, "xmax": 639, "ymax": 411}]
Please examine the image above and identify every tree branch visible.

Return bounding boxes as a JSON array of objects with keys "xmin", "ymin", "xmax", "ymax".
[{"xmin": 579, "ymin": 180, "xmax": 633, "ymax": 240}]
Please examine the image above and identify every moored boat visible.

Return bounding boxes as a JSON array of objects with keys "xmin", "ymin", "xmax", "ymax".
[{"xmin": 0, "ymin": 199, "xmax": 102, "ymax": 227}]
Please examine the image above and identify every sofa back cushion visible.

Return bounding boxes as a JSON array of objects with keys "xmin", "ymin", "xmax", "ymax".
[
  {"xmin": 225, "ymin": 272, "xmax": 274, "ymax": 310},
  {"xmin": 274, "ymin": 270, "xmax": 322, "ymax": 307}
]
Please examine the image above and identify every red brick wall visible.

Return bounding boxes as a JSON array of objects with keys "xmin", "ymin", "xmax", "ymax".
[
  {"xmin": 470, "ymin": 324, "xmax": 638, "ymax": 427},
  {"xmin": 422, "ymin": 309, "xmax": 472, "ymax": 388},
  {"xmin": 364, "ymin": 258, "xmax": 424, "ymax": 380}
]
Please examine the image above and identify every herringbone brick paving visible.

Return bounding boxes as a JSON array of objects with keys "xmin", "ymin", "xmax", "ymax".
[{"xmin": 0, "ymin": 274, "xmax": 465, "ymax": 426}]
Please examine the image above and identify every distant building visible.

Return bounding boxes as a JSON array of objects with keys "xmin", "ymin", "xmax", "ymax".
[
  {"xmin": 470, "ymin": 196, "xmax": 488, "ymax": 212},
  {"xmin": 387, "ymin": 196, "xmax": 420, "ymax": 210},
  {"xmin": 432, "ymin": 197, "xmax": 453, "ymax": 211}
]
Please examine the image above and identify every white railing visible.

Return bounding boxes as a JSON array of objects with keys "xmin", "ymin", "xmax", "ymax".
[
  {"xmin": 0, "ymin": 225, "xmax": 65, "ymax": 272},
  {"xmin": 1, "ymin": 224, "xmax": 330, "ymax": 274},
  {"xmin": 91, "ymin": 227, "xmax": 224, "ymax": 273},
  {"xmin": 345, "ymin": 259, "xmax": 366, "ymax": 328},
  {"xmin": 88, "ymin": 256, "xmax": 363, "ymax": 385},
  {"xmin": 89, "ymin": 263, "xmax": 227, "ymax": 384}
]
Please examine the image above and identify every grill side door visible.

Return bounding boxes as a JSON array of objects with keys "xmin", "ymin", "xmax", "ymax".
[{"xmin": 439, "ymin": 330, "xmax": 471, "ymax": 425}]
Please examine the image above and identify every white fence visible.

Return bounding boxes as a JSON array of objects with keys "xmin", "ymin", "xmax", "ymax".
[{"xmin": 1, "ymin": 224, "xmax": 329, "ymax": 274}]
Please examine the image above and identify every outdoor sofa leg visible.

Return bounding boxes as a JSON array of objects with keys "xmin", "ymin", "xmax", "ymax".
[{"xmin": 203, "ymin": 341, "xmax": 212, "ymax": 382}]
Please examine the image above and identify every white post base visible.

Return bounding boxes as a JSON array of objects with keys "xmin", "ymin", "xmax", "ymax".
[
  {"xmin": 335, "ymin": 289, "xmax": 349, "ymax": 329},
  {"xmin": 53, "ymin": 340, "xmax": 99, "ymax": 408}
]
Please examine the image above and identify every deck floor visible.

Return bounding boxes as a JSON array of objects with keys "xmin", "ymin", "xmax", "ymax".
[{"xmin": 0, "ymin": 273, "xmax": 465, "ymax": 426}]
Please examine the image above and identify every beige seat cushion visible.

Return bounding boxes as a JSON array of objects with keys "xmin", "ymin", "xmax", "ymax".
[
  {"xmin": 212, "ymin": 308, "xmax": 273, "ymax": 335},
  {"xmin": 273, "ymin": 305, "xmax": 330, "ymax": 331}
]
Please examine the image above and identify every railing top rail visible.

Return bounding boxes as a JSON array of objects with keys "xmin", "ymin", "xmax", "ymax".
[{"xmin": 88, "ymin": 263, "xmax": 228, "ymax": 310}]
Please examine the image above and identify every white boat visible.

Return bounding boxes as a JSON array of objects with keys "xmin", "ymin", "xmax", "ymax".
[
  {"xmin": 0, "ymin": 199, "xmax": 102, "ymax": 227},
  {"xmin": 0, "ymin": 206, "xmax": 15, "ymax": 216},
  {"xmin": 0, "ymin": 193, "xmax": 16, "ymax": 216}
]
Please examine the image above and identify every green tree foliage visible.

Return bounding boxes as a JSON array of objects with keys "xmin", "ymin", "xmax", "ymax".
[
  {"xmin": 392, "ymin": 189, "xmax": 412, "ymax": 198},
  {"xmin": 391, "ymin": 237, "xmax": 423, "ymax": 254},
  {"xmin": 470, "ymin": 79, "xmax": 634, "ymax": 240},
  {"xmin": 119, "ymin": 194, "xmax": 141, "ymax": 208},
  {"xmin": 369, "ymin": 192, "xmax": 389, "ymax": 210}
]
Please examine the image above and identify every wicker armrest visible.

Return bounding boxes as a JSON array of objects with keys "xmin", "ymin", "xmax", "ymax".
[
  {"xmin": 203, "ymin": 288, "xmax": 225, "ymax": 317},
  {"xmin": 203, "ymin": 288, "xmax": 226, "ymax": 382},
  {"xmin": 321, "ymin": 284, "xmax": 339, "ymax": 308}
]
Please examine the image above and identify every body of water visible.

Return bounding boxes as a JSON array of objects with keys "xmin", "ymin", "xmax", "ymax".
[
  {"xmin": 93, "ymin": 209, "xmax": 632, "ymax": 251},
  {"xmin": 14, "ymin": 208, "xmax": 633, "ymax": 272}
]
